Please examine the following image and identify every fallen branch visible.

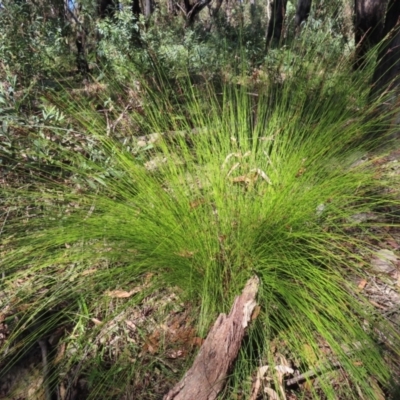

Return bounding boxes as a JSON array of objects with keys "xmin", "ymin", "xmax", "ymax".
[
  {"xmin": 164, "ymin": 276, "xmax": 260, "ymax": 400},
  {"xmin": 285, "ymin": 360, "xmax": 342, "ymax": 387},
  {"xmin": 38, "ymin": 339, "xmax": 52, "ymax": 400},
  {"xmin": 285, "ymin": 340, "xmax": 375, "ymax": 387}
]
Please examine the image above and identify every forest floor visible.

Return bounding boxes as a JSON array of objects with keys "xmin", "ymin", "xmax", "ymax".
[{"xmin": 1, "ymin": 142, "xmax": 400, "ymax": 399}]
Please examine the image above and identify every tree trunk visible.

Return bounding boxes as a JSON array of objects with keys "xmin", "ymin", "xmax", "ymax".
[
  {"xmin": 220, "ymin": 0, "xmax": 231, "ymax": 23},
  {"xmin": 266, "ymin": 0, "xmax": 287, "ymax": 44},
  {"xmin": 164, "ymin": 276, "xmax": 260, "ymax": 400},
  {"xmin": 167, "ymin": 0, "xmax": 176, "ymax": 15},
  {"xmin": 354, "ymin": 0, "xmax": 387, "ymax": 70},
  {"xmin": 182, "ymin": 0, "xmax": 213, "ymax": 26},
  {"xmin": 370, "ymin": 0, "xmax": 400, "ymax": 97},
  {"xmin": 98, "ymin": 0, "xmax": 117, "ymax": 19},
  {"xmin": 132, "ymin": 0, "xmax": 141, "ymax": 16},
  {"xmin": 381, "ymin": 0, "xmax": 400, "ymax": 35},
  {"xmin": 249, "ymin": 0, "xmax": 257, "ymax": 26},
  {"xmin": 52, "ymin": 0, "xmax": 66, "ymax": 22},
  {"xmin": 211, "ymin": 0, "xmax": 224, "ymax": 18},
  {"xmin": 76, "ymin": 32, "xmax": 89, "ymax": 77},
  {"xmin": 144, "ymin": 0, "xmax": 153, "ymax": 17},
  {"xmin": 295, "ymin": 0, "xmax": 312, "ymax": 29}
]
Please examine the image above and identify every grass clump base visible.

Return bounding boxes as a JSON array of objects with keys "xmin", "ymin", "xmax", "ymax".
[{"xmin": 1, "ymin": 52, "xmax": 400, "ymax": 399}]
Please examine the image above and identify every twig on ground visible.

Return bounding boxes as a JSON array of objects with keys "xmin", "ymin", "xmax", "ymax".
[
  {"xmin": 38, "ymin": 339, "xmax": 52, "ymax": 400},
  {"xmin": 285, "ymin": 361, "xmax": 342, "ymax": 387}
]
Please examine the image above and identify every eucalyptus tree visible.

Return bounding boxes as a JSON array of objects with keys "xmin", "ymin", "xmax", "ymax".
[
  {"xmin": 266, "ymin": 0, "xmax": 287, "ymax": 43},
  {"xmin": 266, "ymin": 0, "xmax": 400, "ymax": 94},
  {"xmin": 371, "ymin": 0, "xmax": 400, "ymax": 97},
  {"xmin": 267, "ymin": 0, "xmax": 389, "ymax": 56},
  {"xmin": 295, "ymin": 0, "xmax": 311, "ymax": 28},
  {"xmin": 354, "ymin": 0, "xmax": 388, "ymax": 70}
]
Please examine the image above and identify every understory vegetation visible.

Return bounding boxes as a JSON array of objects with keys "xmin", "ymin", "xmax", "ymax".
[{"xmin": 1, "ymin": 0, "xmax": 400, "ymax": 399}]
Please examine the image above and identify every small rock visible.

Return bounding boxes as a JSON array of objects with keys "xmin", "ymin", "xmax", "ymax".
[{"xmin": 371, "ymin": 249, "xmax": 398, "ymax": 273}]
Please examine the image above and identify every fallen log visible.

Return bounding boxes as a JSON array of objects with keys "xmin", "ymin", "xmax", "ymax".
[{"xmin": 164, "ymin": 276, "xmax": 260, "ymax": 400}]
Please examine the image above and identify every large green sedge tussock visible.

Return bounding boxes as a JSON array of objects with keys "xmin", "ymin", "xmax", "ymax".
[{"xmin": 1, "ymin": 49, "xmax": 400, "ymax": 398}]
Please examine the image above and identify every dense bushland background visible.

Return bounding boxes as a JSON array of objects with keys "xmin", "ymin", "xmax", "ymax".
[{"xmin": 1, "ymin": 1, "xmax": 400, "ymax": 399}]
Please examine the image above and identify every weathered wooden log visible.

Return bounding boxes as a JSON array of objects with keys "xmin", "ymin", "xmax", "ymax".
[{"xmin": 164, "ymin": 276, "xmax": 260, "ymax": 400}]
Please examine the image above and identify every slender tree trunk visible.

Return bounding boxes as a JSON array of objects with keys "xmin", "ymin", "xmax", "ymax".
[
  {"xmin": 130, "ymin": 0, "xmax": 142, "ymax": 47},
  {"xmin": 295, "ymin": 0, "xmax": 312, "ymax": 29},
  {"xmin": 224, "ymin": 0, "xmax": 233, "ymax": 24},
  {"xmin": 371, "ymin": 0, "xmax": 400, "ymax": 97},
  {"xmin": 381, "ymin": 0, "xmax": 400, "ymax": 35},
  {"xmin": 249, "ymin": 0, "xmax": 257, "ymax": 27},
  {"xmin": 132, "ymin": 0, "xmax": 141, "ymax": 15},
  {"xmin": 143, "ymin": 0, "xmax": 153, "ymax": 17},
  {"xmin": 354, "ymin": 0, "xmax": 387, "ymax": 70},
  {"xmin": 76, "ymin": 32, "xmax": 89, "ymax": 76},
  {"xmin": 266, "ymin": 0, "xmax": 287, "ymax": 44},
  {"xmin": 167, "ymin": 0, "xmax": 176, "ymax": 15},
  {"xmin": 183, "ymin": 0, "xmax": 192, "ymax": 15},
  {"xmin": 182, "ymin": 0, "xmax": 213, "ymax": 26}
]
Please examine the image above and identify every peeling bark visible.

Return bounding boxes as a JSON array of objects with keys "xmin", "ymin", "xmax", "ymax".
[{"xmin": 164, "ymin": 276, "xmax": 260, "ymax": 400}]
